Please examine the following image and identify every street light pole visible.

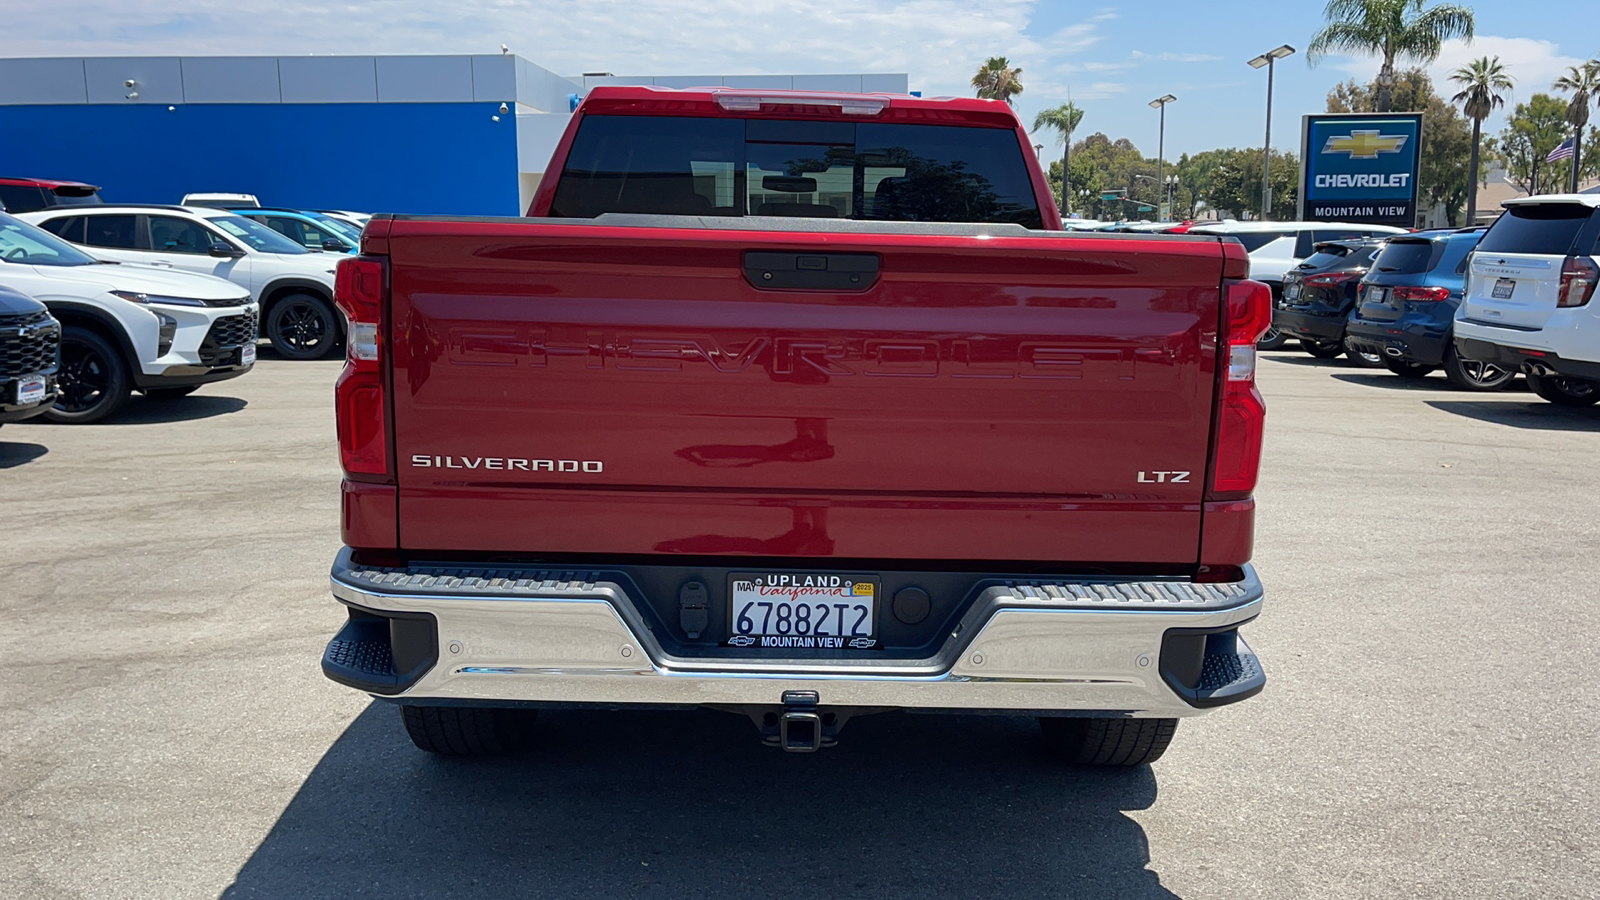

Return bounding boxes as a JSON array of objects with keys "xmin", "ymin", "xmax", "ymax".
[
  {"xmin": 1248, "ymin": 45, "xmax": 1295, "ymax": 221},
  {"xmin": 1149, "ymin": 94, "xmax": 1176, "ymax": 218}
]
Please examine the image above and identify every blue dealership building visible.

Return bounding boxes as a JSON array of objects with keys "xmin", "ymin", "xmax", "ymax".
[{"xmin": 0, "ymin": 55, "xmax": 908, "ymax": 216}]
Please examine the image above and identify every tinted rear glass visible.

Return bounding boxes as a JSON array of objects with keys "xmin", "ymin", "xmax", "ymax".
[
  {"xmin": 1372, "ymin": 240, "xmax": 1443, "ymax": 275},
  {"xmin": 0, "ymin": 184, "xmax": 46, "ymax": 213},
  {"xmin": 83, "ymin": 214, "xmax": 138, "ymax": 249},
  {"xmin": 1299, "ymin": 249, "xmax": 1349, "ymax": 269},
  {"xmin": 1227, "ymin": 232, "xmax": 1293, "ymax": 253},
  {"xmin": 1476, "ymin": 204, "xmax": 1596, "ymax": 255},
  {"xmin": 551, "ymin": 115, "xmax": 1043, "ymax": 228}
]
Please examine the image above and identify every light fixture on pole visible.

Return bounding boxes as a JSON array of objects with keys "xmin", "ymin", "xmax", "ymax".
[
  {"xmin": 1247, "ymin": 44, "xmax": 1295, "ymax": 221},
  {"xmin": 1149, "ymin": 95, "xmax": 1177, "ymax": 213}
]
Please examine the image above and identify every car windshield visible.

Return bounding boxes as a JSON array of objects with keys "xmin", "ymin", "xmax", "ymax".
[
  {"xmin": 307, "ymin": 213, "xmax": 362, "ymax": 241},
  {"xmin": 0, "ymin": 212, "xmax": 98, "ymax": 266},
  {"xmin": 209, "ymin": 215, "xmax": 309, "ymax": 254}
]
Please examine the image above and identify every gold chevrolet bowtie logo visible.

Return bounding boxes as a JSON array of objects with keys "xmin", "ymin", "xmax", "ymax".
[{"xmin": 1322, "ymin": 130, "xmax": 1408, "ymax": 159}]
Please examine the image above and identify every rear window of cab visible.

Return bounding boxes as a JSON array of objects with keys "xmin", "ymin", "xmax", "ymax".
[{"xmin": 550, "ymin": 114, "xmax": 1043, "ymax": 229}]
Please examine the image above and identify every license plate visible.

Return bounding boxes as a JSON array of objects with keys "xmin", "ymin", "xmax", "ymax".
[
  {"xmin": 240, "ymin": 343, "xmax": 256, "ymax": 367},
  {"xmin": 1284, "ymin": 283, "xmax": 1301, "ymax": 300},
  {"xmin": 1492, "ymin": 278, "xmax": 1516, "ymax": 300},
  {"xmin": 1365, "ymin": 285, "xmax": 1388, "ymax": 304},
  {"xmin": 727, "ymin": 573, "xmax": 878, "ymax": 649},
  {"xmin": 16, "ymin": 373, "xmax": 46, "ymax": 405}
]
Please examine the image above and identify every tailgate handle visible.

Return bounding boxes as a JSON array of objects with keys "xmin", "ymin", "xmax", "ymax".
[{"xmin": 744, "ymin": 251, "xmax": 879, "ymax": 292}]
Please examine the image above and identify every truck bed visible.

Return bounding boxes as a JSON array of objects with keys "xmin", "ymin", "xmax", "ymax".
[{"xmin": 375, "ymin": 215, "xmax": 1235, "ymax": 566}]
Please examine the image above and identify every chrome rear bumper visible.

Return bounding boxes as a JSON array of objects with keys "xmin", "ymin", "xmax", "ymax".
[{"xmin": 325, "ymin": 549, "xmax": 1265, "ymax": 717}]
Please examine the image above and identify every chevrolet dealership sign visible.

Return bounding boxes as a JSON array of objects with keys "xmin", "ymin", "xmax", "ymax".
[{"xmin": 1298, "ymin": 113, "xmax": 1423, "ymax": 226}]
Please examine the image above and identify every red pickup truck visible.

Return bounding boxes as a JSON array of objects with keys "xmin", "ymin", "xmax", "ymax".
[{"xmin": 322, "ymin": 86, "xmax": 1270, "ymax": 765}]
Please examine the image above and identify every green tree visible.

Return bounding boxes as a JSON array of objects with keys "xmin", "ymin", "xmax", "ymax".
[
  {"xmin": 1493, "ymin": 94, "xmax": 1573, "ymax": 195},
  {"xmin": 1175, "ymin": 147, "xmax": 1298, "ymax": 220},
  {"xmin": 1553, "ymin": 61, "xmax": 1600, "ymax": 192},
  {"xmin": 1328, "ymin": 68, "xmax": 1475, "ymax": 225},
  {"xmin": 1033, "ymin": 102, "xmax": 1085, "ymax": 213},
  {"xmin": 1307, "ymin": 0, "xmax": 1474, "ymax": 112},
  {"xmin": 971, "ymin": 57, "xmax": 1024, "ymax": 106},
  {"xmin": 1450, "ymin": 56, "xmax": 1514, "ymax": 223}
]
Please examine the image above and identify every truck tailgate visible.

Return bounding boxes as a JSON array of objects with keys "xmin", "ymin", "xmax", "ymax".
[{"xmin": 384, "ymin": 218, "xmax": 1228, "ymax": 564}]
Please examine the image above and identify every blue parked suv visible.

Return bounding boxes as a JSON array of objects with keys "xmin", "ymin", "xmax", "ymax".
[{"xmin": 1345, "ymin": 228, "xmax": 1512, "ymax": 390}]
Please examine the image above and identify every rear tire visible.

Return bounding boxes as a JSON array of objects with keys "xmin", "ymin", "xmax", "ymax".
[
  {"xmin": 1256, "ymin": 326, "xmax": 1289, "ymax": 351},
  {"xmin": 1301, "ymin": 340, "xmax": 1345, "ymax": 359},
  {"xmin": 1526, "ymin": 373, "xmax": 1600, "ymax": 407},
  {"xmin": 143, "ymin": 385, "xmax": 200, "ymax": 400},
  {"xmin": 400, "ymin": 706, "xmax": 538, "ymax": 756},
  {"xmin": 1039, "ymin": 717, "xmax": 1178, "ymax": 766},
  {"xmin": 1345, "ymin": 344, "xmax": 1384, "ymax": 367},
  {"xmin": 1443, "ymin": 346, "xmax": 1514, "ymax": 392},
  {"xmin": 43, "ymin": 326, "xmax": 130, "ymax": 424},
  {"xmin": 1382, "ymin": 359, "xmax": 1435, "ymax": 379},
  {"xmin": 265, "ymin": 293, "xmax": 340, "ymax": 361}
]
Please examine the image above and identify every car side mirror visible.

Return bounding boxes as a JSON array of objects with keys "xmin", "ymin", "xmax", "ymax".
[
  {"xmin": 322, "ymin": 239, "xmax": 347, "ymax": 252},
  {"xmin": 208, "ymin": 241, "xmax": 245, "ymax": 258}
]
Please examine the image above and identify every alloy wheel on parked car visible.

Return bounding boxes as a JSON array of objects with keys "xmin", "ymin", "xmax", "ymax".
[
  {"xmin": 46, "ymin": 327, "xmax": 130, "ymax": 424},
  {"xmin": 266, "ymin": 293, "xmax": 339, "ymax": 361}
]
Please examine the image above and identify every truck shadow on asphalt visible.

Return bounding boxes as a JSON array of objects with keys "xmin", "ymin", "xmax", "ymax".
[
  {"xmin": 0, "ymin": 440, "xmax": 46, "ymax": 468},
  {"xmin": 109, "ymin": 395, "xmax": 248, "ymax": 425},
  {"xmin": 1424, "ymin": 399, "xmax": 1600, "ymax": 432},
  {"xmin": 221, "ymin": 704, "xmax": 1180, "ymax": 900}
]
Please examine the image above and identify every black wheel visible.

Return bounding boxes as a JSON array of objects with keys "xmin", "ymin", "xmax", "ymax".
[
  {"xmin": 143, "ymin": 385, "xmax": 200, "ymax": 400},
  {"xmin": 1526, "ymin": 372, "xmax": 1600, "ymax": 407},
  {"xmin": 44, "ymin": 326, "xmax": 130, "ymax": 424},
  {"xmin": 400, "ymin": 706, "xmax": 538, "ymax": 756},
  {"xmin": 1039, "ymin": 717, "xmax": 1178, "ymax": 766},
  {"xmin": 1443, "ymin": 346, "xmax": 1514, "ymax": 392},
  {"xmin": 1256, "ymin": 325, "xmax": 1290, "ymax": 351},
  {"xmin": 1345, "ymin": 344, "xmax": 1384, "ymax": 368},
  {"xmin": 265, "ymin": 293, "xmax": 340, "ymax": 360},
  {"xmin": 1301, "ymin": 340, "xmax": 1345, "ymax": 359},
  {"xmin": 1382, "ymin": 358, "xmax": 1436, "ymax": 379}
]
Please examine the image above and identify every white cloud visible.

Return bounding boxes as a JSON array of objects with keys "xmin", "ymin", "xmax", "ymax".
[
  {"xmin": 1129, "ymin": 51, "xmax": 1223, "ymax": 63},
  {"xmin": 0, "ymin": 0, "xmax": 1065, "ymax": 102},
  {"xmin": 1329, "ymin": 35, "xmax": 1589, "ymax": 130}
]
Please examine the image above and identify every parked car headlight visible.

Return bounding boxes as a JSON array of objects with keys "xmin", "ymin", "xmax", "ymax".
[{"xmin": 109, "ymin": 290, "xmax": 210, "ymax": 308}]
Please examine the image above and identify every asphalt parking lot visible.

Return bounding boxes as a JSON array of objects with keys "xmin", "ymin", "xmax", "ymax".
[{"xmin": 3, "ymin": 349, "xmax": 1598, "ymax": 900}]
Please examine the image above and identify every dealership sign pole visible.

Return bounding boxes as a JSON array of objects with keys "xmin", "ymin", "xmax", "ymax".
[{"xmin": 1297, "ymin": 112, "xmax": 1423, "ymax": 226}]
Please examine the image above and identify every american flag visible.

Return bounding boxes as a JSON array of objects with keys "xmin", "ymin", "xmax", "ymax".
[{"xmin": 1546, "ymin": 137, "xmax": 1576, "ymax": 163}]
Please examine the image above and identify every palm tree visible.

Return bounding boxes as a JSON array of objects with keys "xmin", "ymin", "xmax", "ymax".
[
  {"xmin": 972, "ymin": 57, "xmax": 1024, "ymax": 106},
  {"xmin": 1307, "ymin": 0, "xmax": 1475, "ymax": 111},
  {"xmin": 1451, "ymin": 56, "xmax": 1513, "ymax": 223},
  {"xmin": 1553, "ymin": 61, "xmax": 1600, "ymax": 192},
  {"xmin": 1033, "ymin": 102, "xmax": 1085, "ymax": 213}
]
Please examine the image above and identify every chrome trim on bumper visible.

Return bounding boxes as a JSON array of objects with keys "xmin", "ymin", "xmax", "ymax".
[{"xmin": 328, "ymin": 550, "xmax": 1264, "ymax": 716}]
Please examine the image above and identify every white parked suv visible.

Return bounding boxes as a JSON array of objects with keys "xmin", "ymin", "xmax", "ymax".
[
  {"xmin": 1188, "ymin": 220, "xmax": 1409, "ymax": 348},
  {"xmin": 19, "ymin": 205, "xmax": 342, "ymax": 360},
  {"xmin": 1454, "ymin": 194, "xmax": 1600, "ymax": 406},
  {"xmin": 0, "ymin": 211, "xmax": 257, "ymax": 423}
]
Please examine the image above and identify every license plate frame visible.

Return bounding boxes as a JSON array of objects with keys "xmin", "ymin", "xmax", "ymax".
[
  {"xmin": 1491, "ymin": 278, "xmax": 1516, "ymax": 300},
  {"xmin": 726, "ymin": 572, "xmax": 879, "ymax": 650},
  {"xmin": 1365, "ymin": 285, "xmax": 1388, "ymax": 305},
  {"xmin": 240, "ymin": 343, "xmax": 257, "ymax": 367},
  {"xmin": 16, "ymin": 373, "xmax": 46, "ymax": 406},
  {"xmin": 1284, "ymin": 283, "xmax": 1301, "ymax": 300}
]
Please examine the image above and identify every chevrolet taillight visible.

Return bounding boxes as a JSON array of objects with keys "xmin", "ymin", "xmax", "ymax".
[
  {"xmin": 1302, "ymin": 271, "xmax": 1360, "ymax": 287},
  {"xmin": 1558, "ymin": 256, "xmax": 1598, "ymax": 308},
  {"xmin": 334, "ymin": 258, "xmax": 389, "ymax": 479},
  {"xmin": 1392, "ymin": 285, "xmax": 1451, "ymax": 302},
  {"xmin": 1209, "ymin": 279, "xmax": 1270, "ymax": 500}
]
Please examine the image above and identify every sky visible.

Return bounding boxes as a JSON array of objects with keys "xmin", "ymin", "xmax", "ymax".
[{"xmin": 3, "ymin": 0, "xmax": 1596, "ymax": 159}]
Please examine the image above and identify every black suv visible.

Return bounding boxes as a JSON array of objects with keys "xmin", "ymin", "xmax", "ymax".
[
  {"xmin": 1276, "ymin": 239, "xmax": 1386, "ymax": 366},
  {"xmin": 0, "ymin": 285, "xmax": 61, "ymax": 427}
]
